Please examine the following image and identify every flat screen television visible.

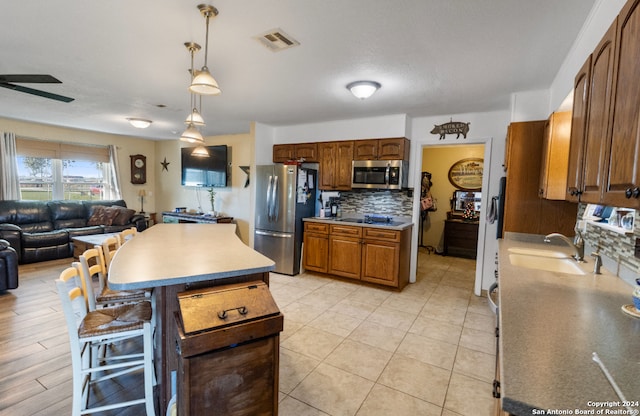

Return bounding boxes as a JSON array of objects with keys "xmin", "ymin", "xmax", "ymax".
[{"xmin": 181, "ymin": 145, "xmax": 228, "ymax": 187}]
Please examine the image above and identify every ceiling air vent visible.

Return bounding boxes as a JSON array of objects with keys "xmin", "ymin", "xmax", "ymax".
[{"xmin": 255, "ymin": 28, "xmax": 300, "ymax": 52}]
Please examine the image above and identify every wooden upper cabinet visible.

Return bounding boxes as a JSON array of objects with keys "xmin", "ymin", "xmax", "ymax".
[
  {"xmin": 353, "ymin": 140, "xmax": 378, "ymax": 160},
  {"xmin": 378, "ymin": 138, "xmax": 409, "ymax": 160},
  {"xmin": 581, "ymin": 19, "xmax": 617, "ymax": 204},
  {"xmin": 603, "ymin": 0, "xmax": 640, "ymax": 207},
  {"xmin": 294, "ymin": 143, "xmax": 318, "ymax": 162},
  {"xmin": 318, "ymin": 141, "xmax": 353, "ymax": 190},
  {"xmin": 273, "ymin": 144, "xmax": 294, "ymax": 163},
  {"xmin": 538, "ymin": 111, "xmax": 571, "ymax": 200},
  {"xmin": 273, "ymin": 143, "xmax": 318, "ymax": 163},
  {"xmin": 353, "ymin": 138, "xmax": 409, "ymax": 160},
  {"xmin": 565, "ymin": 55, "xmax": 591, "ymax": 202}
]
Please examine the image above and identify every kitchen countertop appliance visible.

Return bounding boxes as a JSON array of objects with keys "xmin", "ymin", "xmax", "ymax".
[{"xmin": 254, "ymin": 164, "xmax": 316, "ymax": 275}]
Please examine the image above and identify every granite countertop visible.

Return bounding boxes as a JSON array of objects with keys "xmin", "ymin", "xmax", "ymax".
[
  {"xmin": 303, "ymin": 215, "xmax": 414, "ymax": 231},
  {"xmin": 499, "ymin": 233, "xmax": 640, "ymax": 415}
]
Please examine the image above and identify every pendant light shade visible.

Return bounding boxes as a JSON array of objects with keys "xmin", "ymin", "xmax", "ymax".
[
  {"xmin": 191, "ymin": 145, "xmax": 210, "ymax": 157},
  {"xmin": 180, "ymin": 123, "xmax": 205, "ymax": 144},
  {"xmin": 185, "ymin": 107, "xmax": 205, "ymax": 126},
  {"xmin": 190, "ymin": 68, "xmax": 221, "ymax": 95},
  {"xmin": 189, "ymin": 5, "xmax": 221, "ymax": 96}
]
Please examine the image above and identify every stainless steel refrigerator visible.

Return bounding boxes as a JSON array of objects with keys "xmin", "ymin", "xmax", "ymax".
[{"xmin": 254, "ymin": 164, "xmax": 316, "ymax": 275}]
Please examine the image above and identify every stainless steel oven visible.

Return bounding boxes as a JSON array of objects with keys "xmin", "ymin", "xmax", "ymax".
[{"xmin": 351, "ymin": 160, "xmax": 407, "ymax": 190}]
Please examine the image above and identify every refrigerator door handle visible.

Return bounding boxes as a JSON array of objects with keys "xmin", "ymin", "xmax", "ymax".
[
  {"xmin": 266, "ymin": 175, "xmax": 274, "ymax": 221},
  {"xmin": 273, "ymin": 175, "xmax": 279, "ymax": 222},
  {"xmin": 255, "ymin": 230, "xmax": 293, "ymax": 238}
]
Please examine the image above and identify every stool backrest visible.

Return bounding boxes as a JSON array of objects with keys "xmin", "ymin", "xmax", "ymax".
[
  {"xmin": 118, "ymin": 227, "xmax": 137, "ymax": 246},
  {"xmin": 78, "ymin": 246, "xmax": 107, "ymax": 311},
  {"xmin": 101, "ymin": 236, "xmax": 121, "ymax": 273}
]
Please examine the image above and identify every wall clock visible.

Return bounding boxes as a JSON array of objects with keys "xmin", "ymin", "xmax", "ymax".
[{"xmin": 130, "ymin": 154, "xmax": 147, "ymax": 184}]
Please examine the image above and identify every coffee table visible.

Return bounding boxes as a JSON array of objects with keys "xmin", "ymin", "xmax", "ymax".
[{"xmin": 72, "ymin": 233, "xmax": 120, "ymax": 259}]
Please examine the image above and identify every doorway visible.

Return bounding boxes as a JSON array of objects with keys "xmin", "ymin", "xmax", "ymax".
[{"xmin": 416, "ymin": 143, "xmax": 487, "ymax": 293}]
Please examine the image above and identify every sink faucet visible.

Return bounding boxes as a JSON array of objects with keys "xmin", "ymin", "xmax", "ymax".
[{"xmin": 544, "ymin": 231, "xmax": 585, "ymax": 262}]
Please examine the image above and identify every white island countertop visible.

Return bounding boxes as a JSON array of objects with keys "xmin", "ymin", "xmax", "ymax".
[{"xmin": 108, "ymin": 223, "xmax": 275, "ymax": 290}]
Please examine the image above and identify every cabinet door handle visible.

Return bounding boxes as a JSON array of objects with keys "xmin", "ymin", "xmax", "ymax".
[
  {"xmin": 633, "ymin": 187, "xmax": 640, "ymax": 198},
  {"xmin": 568, "ymin": 187, "xmax": 582, "ymax": 197},
  {"xmin": 625, "ymin": 188, "xmax": 633, "ymax": 199}
]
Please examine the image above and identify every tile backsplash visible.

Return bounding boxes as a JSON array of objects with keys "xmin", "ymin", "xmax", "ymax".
[
  {"xmin": 339, "ymin": 189, "xmax": 413, "ymax": 217},
  {"xmin": 578, "ymin": 203, "xmax": 640, "ymax": 275}
]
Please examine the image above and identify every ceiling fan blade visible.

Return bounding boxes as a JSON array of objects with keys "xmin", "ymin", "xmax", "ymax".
[
  {"xmin": 0, "ymin": 74, "xmax": 62, "ymax": 84},
  {"xmin": 0, "ymin": 82, "xmax": 74, "ymax": 103}
]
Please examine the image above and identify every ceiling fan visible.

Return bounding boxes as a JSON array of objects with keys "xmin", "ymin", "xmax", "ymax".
[{"xmin": 0, "ymin": 74, "xmax": 74, "ymax": 103}]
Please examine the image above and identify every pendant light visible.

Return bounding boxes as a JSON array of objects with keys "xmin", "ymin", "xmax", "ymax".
[
  {"xmin": 180, "ymin": 42, "xmax": 206, "ymax": 144},
  {"xmin": 184, "ymin": 42, "xmax": 205, "ymax": 126},
  {"xmin": 189, "ymin": 4, "xmax": 221, "ymax": 96},
  {"xmin": 180, "ymin": 124, "xmax": 204, "ymax": 143},
  {"xmin": 191, "ymin": 145, "xmax": 210, "ymax": 157}
]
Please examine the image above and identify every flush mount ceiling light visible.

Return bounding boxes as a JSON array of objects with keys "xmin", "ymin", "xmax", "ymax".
[
  {"xmin": 127, "ymin": 118, "xmax": 152, "ymax": 129},
  {"xmin": 347, "ymin": 81, "xmax": 381, "ymax": 100},
  {"xmin": 189, "ymin": 4, "xmax": 221, "ymax": 96},
  {"xmin": 184, "ymin": 42, "xmax": 206, "ymax": 126}
]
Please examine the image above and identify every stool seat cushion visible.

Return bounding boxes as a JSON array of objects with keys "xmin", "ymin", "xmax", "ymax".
[
  {"xmin": 79, "ymin": 300, "xmax": 151, "ymax": 337},
  {"xmin": 96, "ymin": 287, "xmax": 150, "ymax": 304}
]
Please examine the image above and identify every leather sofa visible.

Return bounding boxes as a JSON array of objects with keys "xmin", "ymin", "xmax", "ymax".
[
  {"xmin": 0, "ymin": 239, "xmax": 18, "ymax": 291},
  {"xmin": 0, "ymin": 200, "xmax": 146, "ymax": 264}
]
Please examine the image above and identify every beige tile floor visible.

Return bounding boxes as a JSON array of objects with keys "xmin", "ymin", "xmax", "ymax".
[{"xmin": 271, "ymin": 249, "xmax": 497, "ymax": 416}]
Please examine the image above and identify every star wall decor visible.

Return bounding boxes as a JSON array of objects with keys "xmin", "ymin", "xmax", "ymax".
[{"xmin": 161, "ymin": 157, "xmax": 170, "ymax": 171}]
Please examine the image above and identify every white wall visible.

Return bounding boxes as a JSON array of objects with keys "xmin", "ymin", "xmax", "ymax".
[
  {"xmin": 410, "ymin": 110, "xmax": 511, "ymax": 294},
  {"xmin": 155, "ymin": 130, "xmax": 255, "ymax": 244},
  {"xmin": 272, "ymin": 114, "xmax": 408, "ymax": 143}
]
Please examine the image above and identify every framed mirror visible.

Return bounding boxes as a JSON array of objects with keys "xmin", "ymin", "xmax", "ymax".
[{"xmin": 453, "ymin": 190, "xmax": 481, "ymax": 213}]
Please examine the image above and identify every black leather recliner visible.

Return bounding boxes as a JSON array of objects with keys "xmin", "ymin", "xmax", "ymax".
[
  {"xmin": 0, "ymin": 199, "xmax": 146, "ymax": 264},
  {"xmin": 0, "ymin": 239, "xmax": 18, "ymax": 291}
]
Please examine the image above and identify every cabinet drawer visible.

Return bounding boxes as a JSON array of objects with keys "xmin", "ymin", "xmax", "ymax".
[
  {"xmin": 304, "ymin": 222, "xmax": 329, "ymax": 234},
  {"xmin": 329, "ymin": 224, "xmax": 362, "ymax": 237},
  {"xmin": 363, "ymin": 227, "xmax": 400, "ymax": 242}
]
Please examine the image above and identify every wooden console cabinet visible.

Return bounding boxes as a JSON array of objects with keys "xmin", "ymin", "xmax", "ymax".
[{"xmin": 443, "ymin": 219, "xmax": 479, "ymax": 259}]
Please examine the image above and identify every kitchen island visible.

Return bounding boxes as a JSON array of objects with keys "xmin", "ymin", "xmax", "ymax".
[
  {"xmin": 108, "ymin": 223, "xmax": 276, "ymax": 412},
  {"xmin": 498, "ymin": 233, "xmax": 640, "ymax": 415}
]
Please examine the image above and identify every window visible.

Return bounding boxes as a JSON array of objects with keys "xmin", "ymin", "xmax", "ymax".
[{"xmin": 16, "ymin": 138, "xmax": 116, "ymax": 201}]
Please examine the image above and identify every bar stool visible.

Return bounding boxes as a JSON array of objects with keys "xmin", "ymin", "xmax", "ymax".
[
  {"xmin": 100, "ymin": 235, "xmax": 121, "ymax": 274},
  {"xmin": 78, "ymin": 245, "xmax": 150, "ymax": 311},
  {"xmin": 117, "ymin": 226, "xmax": 138, "ymax": 246},
  {"xmin": 55, "ymin": 264, "xmax": 155, "ymax": 416}
]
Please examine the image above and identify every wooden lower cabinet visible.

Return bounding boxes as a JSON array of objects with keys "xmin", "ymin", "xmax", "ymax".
[
  {"xmin": 303, "ymin": 221, "xmax": 411, "ymax": 289},
  {"xmin": 303, "ymin": 223, "xmax": 329, "ymax": 273},
  {"xmin": 328, "ymin": 225, "xmax": 362, "ymax": 280}
]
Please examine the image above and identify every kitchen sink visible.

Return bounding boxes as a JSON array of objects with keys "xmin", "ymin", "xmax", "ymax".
[
  {"xmin": 508, "ymin": 253, "xmax": 586, "ymax": 275},
  {"xmin": 507, "ymin": 247, "xmax": 570, "ymax": 258}
]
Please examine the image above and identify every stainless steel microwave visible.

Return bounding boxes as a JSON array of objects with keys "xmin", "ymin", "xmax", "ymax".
[{"xmin": 351, "ymin": 160, "xmax": 408, "ymax": 190}]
